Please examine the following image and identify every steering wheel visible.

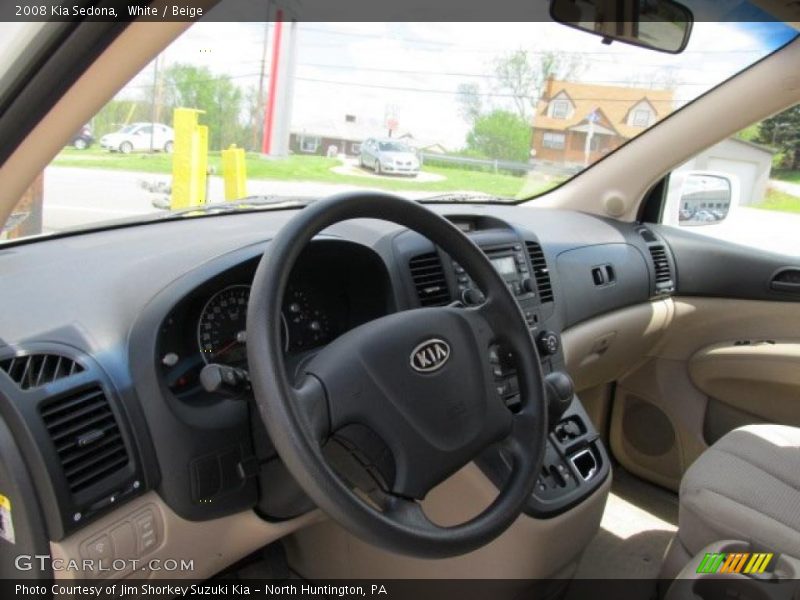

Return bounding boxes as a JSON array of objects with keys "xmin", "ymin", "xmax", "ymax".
[{"xmin": 246, "ymin": 191, "xmax": 547, "ymax": 558}]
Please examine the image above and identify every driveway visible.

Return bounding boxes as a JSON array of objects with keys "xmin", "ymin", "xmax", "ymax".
[{"xmin": 769, "ymin": 179, "xmax": 800, "ymax": 197}]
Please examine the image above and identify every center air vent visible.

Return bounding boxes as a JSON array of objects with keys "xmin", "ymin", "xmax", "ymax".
[
  {"xmin": 526, "ymin": 242, "xmax": 554, "ymax": 303},
  {"xmin": 0, "ymin": 354, "xmax": 84, "ymax": 391},
  {"xmin": 409, "ymin": 252, "xmax": 451, "ymax": 306},
  {"xmin": 40, "ymin": 386, "xmax": 129, "ymax": 495},
  {"xmin": 648, "ymin": 245, "xmax": 674, "ymax": 291}
]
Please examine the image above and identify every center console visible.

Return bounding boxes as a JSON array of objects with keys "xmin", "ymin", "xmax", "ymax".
[{"xmin": 438, "ymin": 218, "xmax": 610, "ymax": 518}]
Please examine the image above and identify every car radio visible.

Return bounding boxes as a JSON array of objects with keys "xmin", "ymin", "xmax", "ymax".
[
  {"xmin": 452, "ymin": 244, "xmax": 537, "ymax": 326},
  {"xmin": 454, "ymin": 244, "xmax": 534, "ymax": 297}
]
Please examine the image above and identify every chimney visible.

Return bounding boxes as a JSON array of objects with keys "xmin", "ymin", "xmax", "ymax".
[{"xmin": 544, "ymin": 76, "xmax": 556, "ymax": 101}]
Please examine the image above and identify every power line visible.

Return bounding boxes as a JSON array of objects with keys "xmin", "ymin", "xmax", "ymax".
[
  {"xmin": 293, "ymin": 75, "xmax": 698, "ymax": 102},
  {"xmin": 294, "ymin": 61, "xmax": 715, "ymax": 85}
]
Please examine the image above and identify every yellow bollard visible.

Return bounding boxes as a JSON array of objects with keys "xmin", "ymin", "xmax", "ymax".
[
  {"xmin": 221, "ymin": 145, "xmax": 247, "ymax": 201},
  {"xmin": 170, "ymin": 108, "xmax": 208, "ymax": 210}
]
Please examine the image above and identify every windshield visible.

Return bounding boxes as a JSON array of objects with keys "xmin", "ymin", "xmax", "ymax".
[
  {"xmin": 1, "ymin": 17, "xmax": 797, "ymax": 243},
  {"xmin": 378, "ymin": 142, "xmax": 411, "ymax": 152}
]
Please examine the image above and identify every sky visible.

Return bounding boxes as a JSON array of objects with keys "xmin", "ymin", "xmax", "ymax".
[{"xmin": 119, "ymin": 18, "xmax": 796, "ymax": 150}]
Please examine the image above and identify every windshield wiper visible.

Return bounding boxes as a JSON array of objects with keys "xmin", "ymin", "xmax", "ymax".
[
  {"xmin": 421, "ymin": 192, "xmax": 510, "ymax": 204},
  {"xmin": 164, "ymin": 195, "xmax": 313, "ymax": 218}
]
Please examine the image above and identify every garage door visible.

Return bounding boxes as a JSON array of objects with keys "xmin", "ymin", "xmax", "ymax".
[{"xmin": 707, "ymin": 158, "xmax": 761, "ymax": 205}]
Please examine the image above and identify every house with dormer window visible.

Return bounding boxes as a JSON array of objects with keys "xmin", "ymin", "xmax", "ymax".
[{"xmin": 531, "ymin": 78, "xmax": 674, "ymax": 165}]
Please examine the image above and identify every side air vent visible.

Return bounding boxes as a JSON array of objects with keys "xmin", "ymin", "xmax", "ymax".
[
  {"xmin": 409, "ymin": 252, "xmax": 451, "ymax": 306},
  {"xmin": 40, "ymin": 386, "xmax": 129, "ymax": 495},
  {"xmin": 638, "ymin": 227, "xmax": 658, "ymax": 243},
  {"xmin": 648, "ymin": 245, "xmax": 674, "ymax": 288},
  {"xmin": 526, "ymin": 242, "xmax": 554, "ymax": 303},
  {"xmin": 0, "ymin": 354, "xmax": 84, "ymax": 391}
]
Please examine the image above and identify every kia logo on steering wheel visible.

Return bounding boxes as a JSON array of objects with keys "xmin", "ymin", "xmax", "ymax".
[{"xmin": 410, "ymin": 339, "xmax": 451, "ymax": 373}]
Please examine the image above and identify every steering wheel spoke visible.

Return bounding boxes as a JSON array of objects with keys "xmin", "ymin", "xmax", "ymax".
[
  {"xmin": 292, "ymin": 375, "xmax": 330, "ymax": 444},
  {"xmin": 383, "ymin": 494, "xmax": 434, "ymax": 530}
]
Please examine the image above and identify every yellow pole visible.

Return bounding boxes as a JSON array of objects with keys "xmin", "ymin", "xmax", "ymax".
[
  {"xmin": 222, "ymin": 145, "xmax": 247, "ymax": 201},
  {"xmin": 170, "ymin": 108, "xmax": 207, "ymax": 210}
]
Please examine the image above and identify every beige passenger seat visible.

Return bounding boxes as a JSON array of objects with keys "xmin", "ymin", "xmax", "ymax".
[{"xmin": 663, "ymin": 424, "xmax": 800, "ymax": 577}]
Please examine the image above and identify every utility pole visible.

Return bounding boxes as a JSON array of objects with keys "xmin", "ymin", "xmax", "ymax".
[
  {"xmin": 149, "ymin": 54, "xmax": 160, "ymax": 153},
  {"xmin": 253, "ymin": 17, "xmax": 271, "ymax": 151}
]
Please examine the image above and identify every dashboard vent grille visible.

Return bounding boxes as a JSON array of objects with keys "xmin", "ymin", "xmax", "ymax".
[
  {"xmin": 638, "ymin": 227, "xmax": 659, "ymax": 243},
  {"xmin": 648, "ymin": 245, "xmax": 673, "ymax": 285},
  {"xmin": 40, "ymin": 386, "xmax": 129, "ymax": 494},
  {"xmin": 0, "ymin": 354, "xmax": 84, "ymax": 391},
  {"xmin": 409, "ymin": 252, "xmax": 451, "ymax": 306},
  {"xmin": 526, "ymin": 242, "xmax": 554, "ymax": 303}
]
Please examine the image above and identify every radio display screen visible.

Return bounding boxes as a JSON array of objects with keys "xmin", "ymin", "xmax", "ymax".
[{"xmin": 490, "ymin": 256, "xmax": 517, "ymax": 277}]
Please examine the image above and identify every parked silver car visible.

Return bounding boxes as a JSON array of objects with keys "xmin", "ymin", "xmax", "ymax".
[{"xmin": 359, "ymin": 138, "xmax": 420, "ymax": 176}]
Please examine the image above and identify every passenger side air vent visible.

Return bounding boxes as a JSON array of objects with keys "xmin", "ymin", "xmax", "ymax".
[
  {"xmin": 409, "ymin": 252, "xmax": 451, "ymax": 306},
  {"xmin": 526, "ymin": 242, "xmax": 554, "ymax": 303},
  {"xmin": 0, "ymin": 354, "xmax": 84, "ymax": 391},
  {"xmin": 648, "ymin": 245, "xmax": 674, "ymax": 289},
  {"xmin": 40, "ymin": 386, "xmax": 129, "ymax": 494},
  {"xmin": 638, "ymin": 227, "xmax": 659, "ymax": 243}
]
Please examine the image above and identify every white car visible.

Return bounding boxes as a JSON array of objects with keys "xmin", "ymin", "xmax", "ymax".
[{"xmin": 99, "ymin": 122, "xmax": 174, "ymax": 154}]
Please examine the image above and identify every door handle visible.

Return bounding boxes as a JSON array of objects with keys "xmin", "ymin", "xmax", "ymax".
[{"xmin": 771, "ymin": 268, "xmax": 800, "ymax": 295}]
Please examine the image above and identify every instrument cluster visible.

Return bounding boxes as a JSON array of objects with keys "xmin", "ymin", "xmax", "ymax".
[{"xmin": 157, "ymin": 241, "xmax": 390, "ymax": 401}]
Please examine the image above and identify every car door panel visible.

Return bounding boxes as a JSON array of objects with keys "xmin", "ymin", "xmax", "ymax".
[
  {"xmin": 607, "ymin": 223, "xmax": 800, "ymax": 491},
  {"xmin": 689, "ymin": 341, "xmax": 800, "ymax": 426}
]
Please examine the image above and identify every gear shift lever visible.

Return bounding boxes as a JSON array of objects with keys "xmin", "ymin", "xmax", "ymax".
[{"xmin": 544, "ymin": 371, "xmax": 575, "ymax": 430}]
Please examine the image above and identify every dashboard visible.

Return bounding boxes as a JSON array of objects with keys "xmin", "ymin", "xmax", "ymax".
[{"xmin": 0, "ymin": 202, "xmax": 676, "ymax": 546}]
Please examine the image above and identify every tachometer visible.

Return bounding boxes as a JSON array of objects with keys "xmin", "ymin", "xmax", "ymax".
[{"xmin": 197, "ymin": 285, "xmax": 288, "ymax": 364}]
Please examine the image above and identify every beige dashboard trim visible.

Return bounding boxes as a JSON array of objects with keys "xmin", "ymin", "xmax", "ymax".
[
  {"xmin": 285, "ymin": 463, "xmax": 611, "ymax": 580},
  {"xmin": 51, "ymin": 492, "xmax": 323, "ymax": 580},
  {"xmin": 562, "ymin": 298, "xmax": 675, "ymax": 393}
]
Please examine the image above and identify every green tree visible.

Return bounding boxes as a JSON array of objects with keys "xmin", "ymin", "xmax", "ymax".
[
  {"xmin": 756, "ymin": 105, "xmax": 800, "ymax": 169},
  {"xmin": 160, "ymin": 63, "xmax": 245, "ymax": 150},
  {"xmin": 465, "ymin": 110, "xmax": 532, "ymax": 162}
]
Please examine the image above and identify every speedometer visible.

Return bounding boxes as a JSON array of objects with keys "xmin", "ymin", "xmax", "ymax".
[{"xmin": 197, "ymin": 285, "xmax": 288, "ymax": 365}]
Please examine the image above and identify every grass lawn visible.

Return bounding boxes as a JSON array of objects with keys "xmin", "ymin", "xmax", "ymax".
[
  {"xmin": 53, "ymin": 148, "xmax": 562, "ymax": 200},
  {"xmin": 753, "ymin": 187, "xmax": 800, "ymax": 214},
  {"xmin": 771, "ymin": 169, "xmax": 800, "ymax": 184}
]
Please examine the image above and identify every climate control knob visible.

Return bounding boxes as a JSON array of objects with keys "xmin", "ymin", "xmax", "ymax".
[
  {"xmin": 521, "ymin": 278, "xmax": 535, "ymax": 294},
  {"xmin": 536, "ymin": 331, "xmax": 561, "ymax": 356}
]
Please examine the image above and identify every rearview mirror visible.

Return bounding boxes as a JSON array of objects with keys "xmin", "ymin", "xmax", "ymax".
[{"xmin": 550, "ymin": 0, "xmax": 694, "ymax": 54}]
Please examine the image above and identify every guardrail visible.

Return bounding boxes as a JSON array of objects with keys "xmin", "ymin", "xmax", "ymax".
[{"xmin": 418, "ymin": 152, "xmax": 580, "ymax": 178}]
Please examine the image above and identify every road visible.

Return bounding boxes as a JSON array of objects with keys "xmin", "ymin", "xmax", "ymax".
[
  {"xmin": 42, "ymin": 166, "xmax": 434, "ymax": 232},
  {"xmin": 38, "ymin": 166, "xmax": 800, "ymax": 257}
]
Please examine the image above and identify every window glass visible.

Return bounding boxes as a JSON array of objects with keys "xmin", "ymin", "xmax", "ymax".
[
  {"xmin": 543, "ymin": 132, "xmax": 566, "ymax": 149},
  {"xmin": 551, "ymin": 100, "xmax": 570, "ymax": 119},
  {"xmin": 1, "ymin": 18, "xmax": 796, "ymax": 243}
]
